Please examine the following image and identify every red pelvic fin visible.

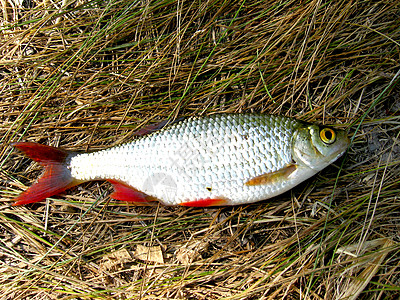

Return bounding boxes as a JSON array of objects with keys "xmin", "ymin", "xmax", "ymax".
[
  {"xmin": 179, "ymin": 197, "xmax": 229, "ymax": 207},
  {"xmin": 12, "ymin": 142, "xmax": 81, "ymax": 206},
  {"xmin": 108, "ymin": 180, "xmax": 157, "ymax": 203}
]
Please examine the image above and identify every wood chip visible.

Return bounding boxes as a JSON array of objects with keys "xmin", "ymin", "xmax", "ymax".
[
  {"xmin": 100, "ymin": 248, "xmax": 133, "ymax": 271},
  {"xmin": 133, "ymin": 245, "xmax": 164, "ymax": 264}
]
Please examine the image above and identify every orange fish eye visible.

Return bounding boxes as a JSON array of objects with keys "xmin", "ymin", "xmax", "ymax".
[{"xmin": 320, "ymin": 128, "xmax": 336, "ymax": 144}]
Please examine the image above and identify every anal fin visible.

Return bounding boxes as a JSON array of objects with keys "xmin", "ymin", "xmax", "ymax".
[
  {"xmin": 245, "ymin": 163, "xmax": 297, "ymax": 186},
  {"xmin": 107, "ymin": 180, "xmax": 157, "ymax": 203}
]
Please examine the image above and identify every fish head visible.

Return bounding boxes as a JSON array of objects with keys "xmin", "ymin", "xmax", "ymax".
[{"xmin": 292, "ymin": 124, "xmax": 350, "ymax": 171}]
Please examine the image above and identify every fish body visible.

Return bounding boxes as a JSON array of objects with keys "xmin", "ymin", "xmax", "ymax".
[{"xmin": 12, "ymin": 114, "xmax": 350, "ymax": 206}]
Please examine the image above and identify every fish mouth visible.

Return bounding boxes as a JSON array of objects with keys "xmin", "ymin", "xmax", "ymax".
[{"xmin": 328, "ymin": 134, "xmax": 350, "ymax": 164}]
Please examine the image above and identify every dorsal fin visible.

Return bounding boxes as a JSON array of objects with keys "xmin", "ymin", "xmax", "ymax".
[{"xmin": 132, "ymin": 117, "xmax": 186, "ymax": 136}]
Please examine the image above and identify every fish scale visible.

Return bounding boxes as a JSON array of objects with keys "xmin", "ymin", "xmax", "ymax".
[
  {"xmin": 68, "ymin": 114, "xmax": 301, "ymax": 205},
  {"xmin": 12, "ymin": 113, "xmax": 350, "ymax": 206}
]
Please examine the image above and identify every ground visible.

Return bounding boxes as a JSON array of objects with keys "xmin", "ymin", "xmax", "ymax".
[{"xmin": 0, "ymin": 0, "xmax": 399, "ymax": 299}]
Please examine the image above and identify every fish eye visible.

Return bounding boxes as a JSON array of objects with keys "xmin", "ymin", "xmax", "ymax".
[{"xmin": 320, "ymin": 128, "xmax": 336, "ymax": 144}]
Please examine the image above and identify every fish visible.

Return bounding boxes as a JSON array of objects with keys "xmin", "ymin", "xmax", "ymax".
[{"xmin": 11, "ymin": 113, "xmax": 350, "ymax": 207}]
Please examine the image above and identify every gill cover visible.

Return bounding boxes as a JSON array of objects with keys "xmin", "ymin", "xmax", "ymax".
[{"xmin": 292, "ymin": 125, "xmax": 349, "ymax": 171}]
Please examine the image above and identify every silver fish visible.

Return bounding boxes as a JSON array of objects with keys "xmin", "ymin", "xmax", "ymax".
[{"xmin": 12, "ymin": 113, "xmax": 349, "ymax": 206}]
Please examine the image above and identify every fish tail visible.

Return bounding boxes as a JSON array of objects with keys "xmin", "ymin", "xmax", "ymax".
[{"xmin": 11, "ymin": 142, "xmax": 82, "ymax": 206}]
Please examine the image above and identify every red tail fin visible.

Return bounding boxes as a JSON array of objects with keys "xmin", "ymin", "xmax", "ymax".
[{"xmin": 12, "ymin": 142, "xmax": 82, "ymax": 206}]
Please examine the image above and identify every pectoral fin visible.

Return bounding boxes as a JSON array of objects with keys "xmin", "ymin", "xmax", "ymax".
[{"xmin": 245, "ymin": 163, "xmax": 297, "ymax": 186}]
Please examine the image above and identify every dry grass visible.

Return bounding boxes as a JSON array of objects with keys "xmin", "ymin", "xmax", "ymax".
[{"xmin": 1, "ymin": 0, "xmax": 399, "ymax": 299}]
